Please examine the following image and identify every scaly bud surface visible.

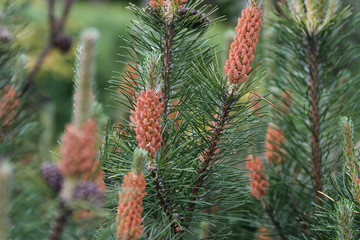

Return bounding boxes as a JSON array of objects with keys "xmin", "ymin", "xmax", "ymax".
[
  {"xmin": 224, "ymin": 6, "xmax": 262, "ymax": 84},
  {"xmin": 246, "ymin": 155, "xmax": 268, "ymax": 199},
  {"xmin": 59, "ymin": 118, "xmax": 98, "ymax": 179},
  {"xmin": 134, "ymin": 90, "xmax": 164, "ymax": 158},
  {"xmin": 73, "ymin": 182, "xmax": 104, "ymax": 207},
  {"xmin": 265, "ymin": 124, "xmax": 285, "ymax": 164},
  {"xmin": 116, "ymin": 172, "xmax": 146, "ymax": 240},
  {"xmin": 41, "ymin": 163, "xmax": 64, "ymax": 192}
]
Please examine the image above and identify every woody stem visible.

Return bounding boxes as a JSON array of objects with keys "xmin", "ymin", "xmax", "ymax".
[
  {"xmin": 161, "ymin": 22, "xmax": 174, "ymax": 148},
  {"xmin": 185, "ymin": 95, "xmax": 234, "ymax": 223},
  {"xmin": 150, "ymin": 21, "xmax": 179, "ymax": 235},
  {"xmin": 307, "ymin": 36, "xmax": 322, "ymax": 204},
  {"xmin": 49, "ymin": 202, "xmax": 72, "ymax": 240}
]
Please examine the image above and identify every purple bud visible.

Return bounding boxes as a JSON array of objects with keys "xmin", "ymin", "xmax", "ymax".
[
  {"xmin": 41, "ymin": 163, "xmax": 63, "ymax": 192},
  {"xmin": 177, "ymin": 8, "xmax": 210, "ymax": 28},
  {"xmin": 179, "ymin": 8, "xmax": 190, "ymax": 16},
  {"xmin": 73, "ymin": 182, "xmax": 104, "ymax": 207},
  {"xmin": 54, "ymin": 34, "xmax": 73, "ymax": 53}
]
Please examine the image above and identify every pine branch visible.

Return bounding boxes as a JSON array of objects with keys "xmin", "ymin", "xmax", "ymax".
[
  {"xmin": 22, "ymin": 0, "xmax": 75, "ymax": 94},
  {"xmin": 155, "ymin": 20, "xmax": 183, "ymax": 237},
  {"xmin": 22, "ymin": 42, "xmax": 53, "ymax": 94},
  {"xmin": 161, "ymin": 23, "xmax": 173, "ymax": 121},
  {"xmin": 138, "ymin": 10, "xmax": 180, "ymax": 237},
  {"xmin": 149, "ymin": 169, "xmax": 182, "ymax": 236},
  {"xmin": 186, "ymin": 93, "xmax": 234, "ymax": 221},
  {"xmin": 307, "ymin": 36, "xmax": 323, "ymax": 203}
]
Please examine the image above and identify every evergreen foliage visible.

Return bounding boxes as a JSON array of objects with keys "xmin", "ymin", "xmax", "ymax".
[
  {"xmin": 262, "ymin": 0, "xmax": 360, "ymax": 239},
  {"xmin": 306, "ymin": 117, "xmax": 360, "ymax": 239},
  {"xmin": 100, "ymin": 0, "xmax": 266, "ymax": 238},
  {"xmin": 4, "ymin": 0, "xmax": 360, "ymax": 239},
  {"xmin": 0, "ymin": 0, "xmax": 39, "ymax": 161}
]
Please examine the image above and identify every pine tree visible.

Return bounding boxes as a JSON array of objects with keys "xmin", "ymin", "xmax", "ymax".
[
  {"xmin": 7, "ymin": 0, "xmax": 360, "ymax": 239},
  {"xmin": 0, "ymin": 1, "xmax": 45, "ymax": 240},
  {"xmin": 261, "ymin": 0, "xmax": 360, "ymax": 238}
]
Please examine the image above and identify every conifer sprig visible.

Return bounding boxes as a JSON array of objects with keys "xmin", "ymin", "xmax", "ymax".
[
  {"xmin": 0, "ymin": 0, "xmax": 40, "ymax": 162},
  {"xmin": 185, "ymin": 1, "xmax": 264, "ymax": 225},
  {"xmin": 265, "ymin": 0, "xmax": 360, "ymax": 237},
  {"xmin": 339, "ymin": 117, "xmax": 360, "ymax": 201},
  {"xmin": 106, "ymin": 0, "xmax": 265, "ymax": 238},
  {"xmin": 106, "ymin": 1, "xmax": 221, "ymax": 238},
  {"xmin": 47, "ymin": 28, "xmax": 104, "ymax": 240},
  {"xmin": 116, "ymin": 149, "xmax": 147, "ymax": 240},
  {"xmin": 305, "ymin": 117, "xmax": 360, "ymax": 239},
  {"xmin": 335, "ymin": 199, "xmax": 355, "ymax": 240}
]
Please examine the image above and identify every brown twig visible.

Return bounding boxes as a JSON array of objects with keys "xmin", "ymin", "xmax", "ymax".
[
  {"xmin": 58, "ymin": 0, "xmax": 76, "ymax": 31},
  {"xmin": 22, "ymin": 0, "xmax": 75, "ymax": 94},
  {"xmin": 307, "ymin": 36, "xmax": 322, "ymax": 204},
  {"xmin": 161, "ymin": 22, "xmax": 174, "ymax": 149},
  {"xmin": 149, "ymin": 169, "xmax": 182, "ymax": 236},
  {"xmin": 49, "ymin": 202, "xmax": 72, "ymax": 240},
  {"xmin": 249, "ymin": 91, "xmax": 276, "ymax": 108},
  {"xmin": 23, "ymin": 43, "xmax": 53, "ymax": 94},
  {"xmin": 185, "ymin": 95, "xmax": 234, "ymax": 222},
  {"xmin": 149, "ymin": 21, "xmax": 180, "ymax": 236}
]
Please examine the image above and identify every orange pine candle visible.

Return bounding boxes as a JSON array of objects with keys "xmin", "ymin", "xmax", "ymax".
[
  {"xmin": 246, "ymin": 155, "xmax": 268, "ymax": 199},
  {"xmin": 134, "ymin": 90, "xmax": 164, "ymax": 158},
  {"xmin": 265, "ymin": 124, "xmax": 285, "ymax": 164},
  {"xmin": 0, "ymin": 85, "xmax": 19, "ymax": 128},
  {"xmin": 116, "ymin": 172, "xmax": 146, "ymax": 240},
  {"xmin": 59, "ymin": 118, "xmax": 98, "ymax": 179},
  {"xmin": 224, "ymin": 5, "xmax": 262, "ymax": 84}
]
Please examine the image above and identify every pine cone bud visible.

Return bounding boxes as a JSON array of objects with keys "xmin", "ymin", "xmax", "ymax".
[
  {"xmin": 224, "ymin": 6, "xmax": 262, "ymax": 85},
  {"xmin": 178, "ymin": 8, "xmax": 210, "ymax": 27},
  {"xmin": 54, "ymin": 34, "xmax": 73, "ymax": 53},
  {"xmin": 0, "ymin": 27, "xmax": 13, "ymax": 43},
  {"xmin": 59, "ymin": 119, "xmax": 98, "ymax": 179},
  {"xmin": 265, "ymin": 124, "xmax": 285, "ymax": 164},
  {"xmin": 134, "ymin": 90, "xmax": 164, "ymax": 158},
  {"xmin": 116, "ymin": 172, "xmax": 146, "ymax": 240},
  {"xmin": 246, "ymin": 155, "xmax": 268, "ymax": 199},
  {"xmin": 41, "ymin": 163, "xmax": 64, "ymax": 192},
  {"xmin": 73, "ymin": 182, "xmax": 104, "ymax": 207}
]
